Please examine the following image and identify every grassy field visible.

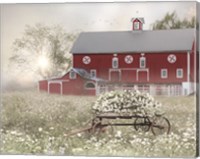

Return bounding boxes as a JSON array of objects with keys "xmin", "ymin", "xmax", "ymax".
[{"xmin": 0, "ymin": 91, "xmax": 197, "ymax": 157}]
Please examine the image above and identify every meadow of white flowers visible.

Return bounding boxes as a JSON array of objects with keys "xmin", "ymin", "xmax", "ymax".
[{"xmin": 0, "ymin": 91, "xmax": 197, "ymax": 157}]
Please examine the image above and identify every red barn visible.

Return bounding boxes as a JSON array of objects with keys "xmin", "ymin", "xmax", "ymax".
[{"xmin": 39, "ymin": 18, "xmax": 196, "ymax": 96}]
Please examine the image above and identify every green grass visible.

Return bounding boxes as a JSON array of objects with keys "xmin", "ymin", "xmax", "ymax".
[{"xmin": 0, "ymin": 91, "xmax": 197, "ymax": 157}]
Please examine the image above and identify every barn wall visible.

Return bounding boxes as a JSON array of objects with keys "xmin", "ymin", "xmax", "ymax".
[
  {"xmin": 73, "ymin": 52, "xmax": 189, "ymax": 84},
  {"xmin": 73, "ymin": 54, "xmax": 111, "ymax": 81},
  {"xmin": 49, "ymin": 83, "xmax": 61, "ymax": 94},
  {"xmin": 121, "ymin": 70, "xmax": 136, "ymax": 82},
  {"xmin": 61, "ymin": 73, "xmax": 83, "ymax": 95},
  {"xmin": 48, "ymin": 75, "xmax": 96, "ymax": 95},
  {"xmin": 145, "ymin": 53, "xmax": 188, "ymax": 83},
  {"xmin": 62, "ymin": 76, "xmax": 96, "ymax": 95},
  {"xmin": 63, "ymin": 82, "xmax": 95, "ymax": 95},
  {"xmin": 39, "ymin": 73, "xmax": 96, "ymax": 95},
  {"xmin": 39, "ymin": 50, "xmax": 194, "ymax": 95},
  {"xmin": 60, "ymin": 72, "xmax": 70, "ymax": 80}
]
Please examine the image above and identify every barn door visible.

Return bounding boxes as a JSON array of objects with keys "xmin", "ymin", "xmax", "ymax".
[
  {"xmin": 49, "ymin": 82, "xmax": 62, "ymax": 94},
  {"xmin": 138, "ymin": 70, "xmax": 148, "ymax": 82},
  {"xmin": 110, "ymin": 70, "xmax": 121, "ymax": 82}
]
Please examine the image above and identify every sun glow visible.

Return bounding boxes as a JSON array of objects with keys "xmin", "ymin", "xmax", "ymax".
[{"xmin": 38, "ymin": 55, "xmax": 49, "ymax": 69}]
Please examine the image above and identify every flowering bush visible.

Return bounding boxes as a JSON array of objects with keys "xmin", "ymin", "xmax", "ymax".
[{"xmin": 92, "ymin": 90, "xmax": 162, "ymax": 117}]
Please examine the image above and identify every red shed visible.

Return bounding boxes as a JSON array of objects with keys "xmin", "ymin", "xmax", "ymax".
[{"xmin": 39, "ymin": 18, "xmax": 196, "ymax": 96}]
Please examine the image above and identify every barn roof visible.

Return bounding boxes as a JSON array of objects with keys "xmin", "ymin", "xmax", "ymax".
[
  {"xmin": 72, "ymin": 68, "xmax": 105, "ymax": 82},
  {"xmin": 70, "ymin": 29, "xmax": 195, "ymax": 54}
]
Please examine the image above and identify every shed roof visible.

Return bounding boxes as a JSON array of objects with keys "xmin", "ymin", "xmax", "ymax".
[
  {"xmin": 72, "ymin": 68, "xmax": 105, "ymax": 82},
  {"xmin": 70, "ymin": 29, "xmax": 195, "ymax": 54}
]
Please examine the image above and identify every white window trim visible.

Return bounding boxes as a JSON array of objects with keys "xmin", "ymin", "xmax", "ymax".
[
  {"xmin": 112, "ymin": 57, "xmax": 119, "ymax": 68},
  {"xmin": 140, "ymin": 57, "xmax": 146, "ymax": 68},
  {"xmin": 176, "ymin": 68, "xmax": 183, "ymax": 78},
  {"xmin": 48, "ymin": 81, "xmax": 63, "ymax": 95},
  {"xmin": 84, "ymin": 81, "xmax": 96, "ymax": 90},
  {"xmin": 136, "ymin": 69, "xmax": 149, "ymax": 81},
  {"xmin": 90, "ymin": 69, "xmax": 96, "ymax": 78},
  {"xmin": 69, "ymin": 70, "xmax": 76, "ymax": 79},
  {"xmin": 109, "ymin": 69, "xmax": 121, "ymax": 81},
  {"xmin": 161, "ymin": 69, "xmax": 168, "ymax": 79}
]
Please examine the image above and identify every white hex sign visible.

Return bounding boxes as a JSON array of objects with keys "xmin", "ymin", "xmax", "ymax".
[
  {"xmin": 167, "ymin": 54, "xmax": 176, "ymax": 63},
  {"xmin": 82, "ymin": 56, "xmax": 91, "ymax": 64},
  {"xmin": 125, "ymin": 55, "xmax": 133, "ymax": 64}
]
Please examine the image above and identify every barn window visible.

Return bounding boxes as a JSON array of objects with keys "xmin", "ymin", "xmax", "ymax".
[
  {"xmin": 140, "ymin": 57, "xmax": 146, "ymax": 68},
  {"xmin": 85, "ymin": 82, "xmax": 96, "ymax": 89},
  {"xmin": 90, "ymin": 69, "xmax": 96, "ymax": 78},
  {"xmin": 69, "ymin": 70, "xmax": 76, "ymax": 79},
  {"xmin": 176, "ymin": 69, "xmax": 183, "ymax": 78},
  {"xmin": 161, "ymin": 69, "xmax": 168, "ymax": 78},
  {"xmin": 134, "ymin": 21, "xmax": 140, "ymax": 30},
  {"xmin": 112, "ymin": 57, "xmax": 119, "ymax": 68}
]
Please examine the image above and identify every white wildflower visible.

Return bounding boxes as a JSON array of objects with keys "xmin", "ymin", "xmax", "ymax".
[
  {"xmin": 72, "ymin": 148, "xmax": 83, "ymax": 153},
  {"xmin": 10, "ymin": 131, "xmax": 17, "ymax": 135},
  {"xmin": 18, "ymin": 137, "xmax": 25, "ymax": 142},
  {"xmin": 115, "ymin": 130, "xmax": 122, "ymax": 138},
  {"xmin": 49, "ymin": 127, "xmax": 54, "ymax": 130},
  {"xmin": 38, "ymin": 127, "xmax": 43, "ymax": 132},
  {"xmin": 77, "ymin": 133, "xmax": 82, "ymax": 137},
  {"xmin": 49, "ymin": 136, "xmax": 55, "ymax": 142}
]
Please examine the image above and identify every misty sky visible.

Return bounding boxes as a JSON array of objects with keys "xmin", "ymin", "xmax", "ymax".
[{"xmin": 0, "ymin": 2, "xmax": 196, "ymax": 85}]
